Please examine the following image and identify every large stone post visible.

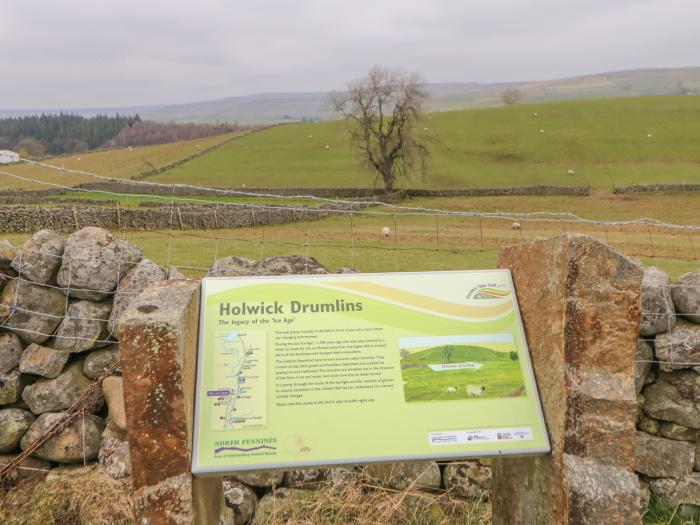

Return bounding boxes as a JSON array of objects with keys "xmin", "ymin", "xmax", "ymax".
[
  {"xmin": 120, "ymin": 279, "xmax": 222, "ymax": 525},
  {"xmin": 491, "ymin": 234, "xmax": 643, "ymax": 525}
]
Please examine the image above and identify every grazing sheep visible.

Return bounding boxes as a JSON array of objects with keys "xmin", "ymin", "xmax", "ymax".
[
  {"xmin": 567, "ymin": 169, "xmax": 575, "ymax": 175},
  {"xmin": 466, "ymin": 385, "xmax": 486, "ymax": 397},
  {"xmin": 539, "ymin": 129, "xmax": 545, "ymax": 134},
  {"xmin": 447, "ymin": 386, "xmax": 457, "ymax": 394},
  {"xmin": 647, "ymin": 133, "xmax": 653, "ymax": 139},
  {"xmin": 403, "ymin": 379, "xmax": 408, "ymax": 386},
  {"xmin": 533, "ymin": 112, "xmax": 539, "ymax": 117},
  {"xmin": 325, "ymin": 144, "xmax": 331, "ymax": 149},
  {"xmin": 382, "ymin": 226, "xmax": 391, "ymax": 238},
  {"xmin": 512, "ymin": 222, "xmax": 521, "ymax": 231}
]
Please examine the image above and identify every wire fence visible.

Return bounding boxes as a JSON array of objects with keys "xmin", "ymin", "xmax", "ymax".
[{"xmin": 1, "ymin": 157, "xmax": 699, "ymax": 479}]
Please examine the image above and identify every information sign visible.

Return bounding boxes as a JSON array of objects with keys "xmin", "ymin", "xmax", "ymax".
[{"xmin": 192, "ymin": 270, "xmax": 549, "ymax": 474}]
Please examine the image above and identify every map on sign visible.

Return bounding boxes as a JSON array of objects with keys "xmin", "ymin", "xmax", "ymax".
[
  {"xmin": 208, "ymin": 329, "xmax": 267, "ymax": 431},
  {"xmin": 192, "ymin": 270, "xmax": 549, "ymax": 475}
]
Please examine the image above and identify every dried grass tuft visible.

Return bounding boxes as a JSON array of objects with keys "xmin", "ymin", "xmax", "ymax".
[
  {"xmin": 0, "ymin": 466, "xmax": 134, "ymax": 525},
  {"xmin": 259, "ymin": 475, "xmax": 491, "ymax": 525}
]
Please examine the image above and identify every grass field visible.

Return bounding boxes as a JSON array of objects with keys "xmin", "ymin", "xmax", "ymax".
[
  {"xmin": 0, "ymin": 131, "xmax": 243, "ymax": 190},
  {"xmin": 145, "ymin": 95, "xmax": 700, "ymax": 190},
  {"xmin": 3, "ymin": 191, "xmax": 698, "ymax": 280},
  {"xmin": 400, "ymin": 345, "xmax": 524, "ymax": 403}
]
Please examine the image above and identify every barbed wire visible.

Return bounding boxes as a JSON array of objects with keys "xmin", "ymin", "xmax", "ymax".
[{"xmin": 3, "ymin": 162, "xmax": 700, "ymax": 230}]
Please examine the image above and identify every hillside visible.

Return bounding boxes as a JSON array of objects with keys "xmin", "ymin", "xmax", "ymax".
[
  {"xmin": 149, "ymin": 95, "xmax": 700, "ymax": 190},
  {"xmin": 403, "ymin": 345, "xmax": 510, "ymax": 364},
  {"xmin": 0, "ymin": 131, "xmax": 242, "ymax": 190},
  {"xmin": 2, "ymin": 67, "xmax": 699, "ymax": 124}
]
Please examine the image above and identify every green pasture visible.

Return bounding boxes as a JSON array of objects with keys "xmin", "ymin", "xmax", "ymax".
[
  {"xmin": 148, "ymin": 95, "xmax": 700, "ymax": 190},
  {"xmin": 400, "ymin": 345, "xmax": 524, "ymax": 403},
  {"xmin": 2, "ymin": 190, "xmax": 699, "ymax": 280}
]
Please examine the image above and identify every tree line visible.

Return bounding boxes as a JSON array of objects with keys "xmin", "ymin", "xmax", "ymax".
[{"xmin": 0, "ymin": 113, "xmax": 243, "ymax": 158}]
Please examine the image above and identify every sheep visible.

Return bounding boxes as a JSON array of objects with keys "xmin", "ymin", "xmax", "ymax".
[
  {"xmin": 567, "ymin": 169, "xmax": 575, "ymax": 175},
  {"xmin": 403, "ymin": 379, "xmax": 408, "ymax": 386},
  {"xmin": 447, "ymin": 386, "xmax": 457, "ymax": 394},
  {"xmin": 382, "ymin": 226, "xmax": 391, "ymax": 238},
  {"xmin": 325, "ymin": 144, "xmax": 331, "ymax": 150},
  {"xmin": 466, "ymin": 385, "xmax": 486, "ymax": 397},
  {"xmin": 512, "ymin": 222, "xmax": 521, "ymax": 231},
  {"xmin": 539, "ymin": 129, "xmax": 545, "ymax": 134}
]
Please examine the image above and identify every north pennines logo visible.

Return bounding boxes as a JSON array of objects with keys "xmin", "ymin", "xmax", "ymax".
[{"xmin": 467, "ymin": 283, "xmax": 511, "ymax": 300}]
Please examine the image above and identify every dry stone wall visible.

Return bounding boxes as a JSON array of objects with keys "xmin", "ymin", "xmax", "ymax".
[
  {"xmin": 0, "ymin": 227, "xmax": 168, "ymax": 483},
  {"xmin": 0, "ymin": 204, "xmax": 344, "ymax": 233},
  {"xmin": 635, "ymin": 266, "xmax": 700, "ymax": 516},
  {"xmin": 3, "ymin": 229, "xmax": 699, "ymax": 522}
]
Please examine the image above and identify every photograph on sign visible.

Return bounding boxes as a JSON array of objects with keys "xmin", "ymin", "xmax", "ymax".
[{"xmin": 192, "ymin": 270, "xmax": 549, "ymax": 475}]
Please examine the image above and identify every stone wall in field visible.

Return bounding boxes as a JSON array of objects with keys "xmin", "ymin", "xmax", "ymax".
[
  {"xmin": 613, "ymin": 183, "xmax": 700, "ymax": 194},
  {"xmin": 0, "ymin": 182, "xmax": 590, "ymax": 204},
  {"xmin": 0, "ymin": 203, "xmax": 351, "ymax": 233}
]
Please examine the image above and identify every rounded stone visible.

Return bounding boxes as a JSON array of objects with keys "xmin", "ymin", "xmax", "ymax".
[
  {"xmin": 53, "ymin": 299, "xmax": 113, "ymax": 353},
  {"xmin": 252, "ymin": 255, "xmax": 327, "ymax": 276},
  {"xmin": 20, "ymin": 411, "xmax": 105, "ymax": 463},
  {"xmin": 0, "ymin": 278, "xmax": 67, "ymax": 344},
  {"xmin": 0, "ymin": 332, "xmax": 24, "ymax": 375},
  {"xmin": 83, "ymin": 344, "xmax": 120, "ymax": 379},
  {"xmin": 19, "ymin": 343, "xmax": 69, "ymax": 378},
  {"xmin": 56, "ymin": 227, "xmax": 143, "ymax": 301},
  {"xmin": 208, "ymin": 256, "xmax": 255, "ymax": 278},
  {"xmin": 655, "ymin": 319, "xmax": 700, "ymax": 371},
  {"xmin": 222, "ymin": 477, "xmax": 258, "ymax": 524},
  {"xmin": 640, "ymin": 267, "xmax": 675, "ymax": 336},
  {"xmin": 108, "ymin": 258, "xmax": 165, "ymax": 337},
  {"xmin": 21, "ymin": 360, "xmax": 103, "ymax": 415},
  {"xmin": 10, "ymin": 229, "xmax": 65, "ymax": 285},
  {"xmin": 0, "ymin": 408, "xmax": 35, "ymax": 452},
  {"xmin": 672, "ymin": 272, "xmax": 700, "ymax": 324},
  {"xmin": 0, "ymin": 369, "xmax": 24, "ymax": 405}
]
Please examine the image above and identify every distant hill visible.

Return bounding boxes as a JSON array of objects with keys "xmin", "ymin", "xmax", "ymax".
[{"xmin": 1, "ymin": 67, "xmax": 699, "ymax": 124}]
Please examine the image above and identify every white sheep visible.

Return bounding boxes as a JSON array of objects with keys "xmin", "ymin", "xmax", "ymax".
[
  {"xmin": 466, "ymin": 385, "xmax": 486, "ymax": 397},
  {"xmin": 512, "ymin": 222, "xmax": 521, "ymax": 231},
  {"xmin": 567, "ymin": 169, "xmax": 575, "ymax": 175},
  {"xmin": 447, "ymin": 386, "xmax": 457, "ymax": 394},
  {"xmin": 382, "ymin": 226, "xmax": 391, "ymax": 238},
  {"xmin": 403, "ymin": 379, "xmax": 408, "ymax": 386}
]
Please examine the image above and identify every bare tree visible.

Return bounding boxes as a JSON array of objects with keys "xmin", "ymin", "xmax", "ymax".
[
  {"xmin": 501, "ymin": 88, "xmax": 523, "ymax": 106},
  {"xmin": 330, "ymin": 66, "xmax": 430, "ymax": 192}
]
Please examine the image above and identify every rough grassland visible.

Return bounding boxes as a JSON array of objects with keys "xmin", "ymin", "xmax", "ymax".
[
  {"xmin": 0, "ymin": 131, "xmax": 243, "ymax": 190},
  {"xmin": 149, "ymin": 95, "xmax": 700, "ymax": 190}
]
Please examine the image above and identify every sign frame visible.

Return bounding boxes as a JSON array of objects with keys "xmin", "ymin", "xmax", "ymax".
[{"xmin": 192, "ymin": 270, "xmax": 550, "ymax": 476}]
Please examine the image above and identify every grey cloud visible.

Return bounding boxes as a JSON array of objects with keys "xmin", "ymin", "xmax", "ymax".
[{"xmin": 0, "ymin": 0, "xmax": 698, "ymax": 108}]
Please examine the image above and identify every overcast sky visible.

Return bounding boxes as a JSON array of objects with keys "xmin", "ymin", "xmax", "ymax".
[{"xmin": 1, "ymin": 0, "xmax": 698, "ymax": 109}]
